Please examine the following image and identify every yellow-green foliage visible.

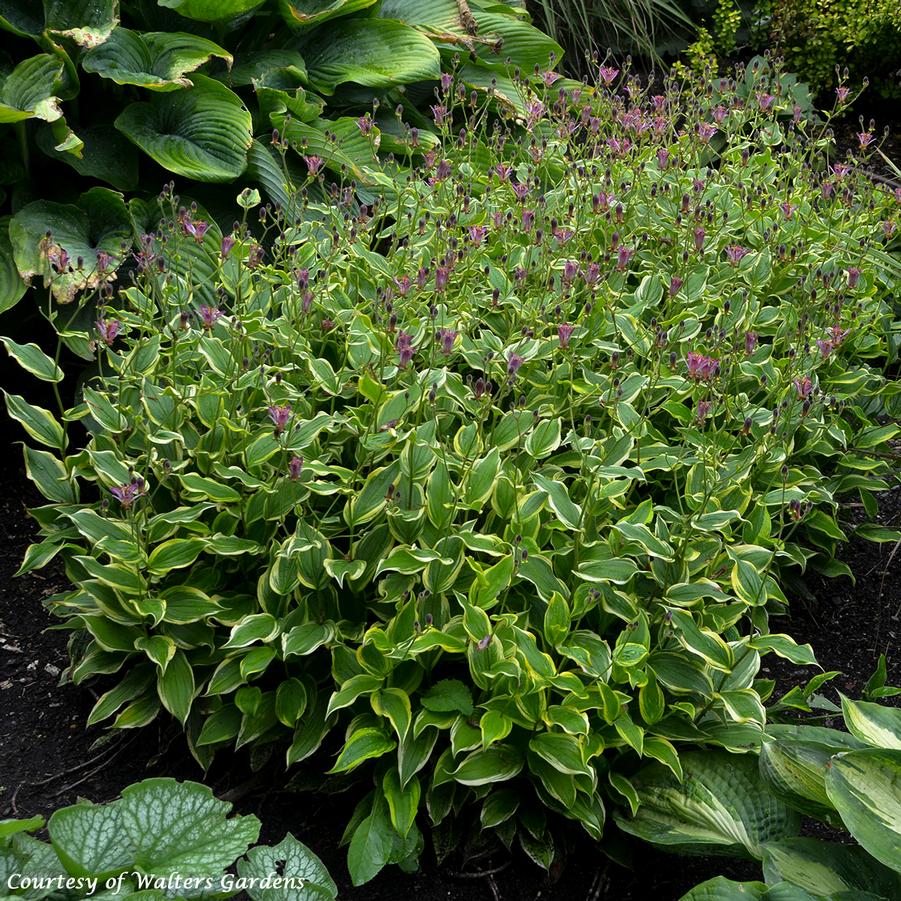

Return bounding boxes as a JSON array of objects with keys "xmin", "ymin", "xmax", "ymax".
[{"xmin": 762, "ymin": 0, "xmax": 901, "ymax": 96}]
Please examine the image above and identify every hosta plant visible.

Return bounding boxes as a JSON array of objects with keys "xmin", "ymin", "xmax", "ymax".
[
  {"xmin": 0, "ymin": 0, "xmax": 560, "ymax": 313},
  {"xmin": 5, "ymin": 61, "xmax": 900, "ymax": 884},
  {"xmin": 0, "ymin": 778, "xmax": 336, "ymax": 900},
  {"xmin": 621, "ymin": 694, "xmax": 901, "ymax": 900}
]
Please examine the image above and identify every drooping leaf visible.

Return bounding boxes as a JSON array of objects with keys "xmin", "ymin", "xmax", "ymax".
[
  {"xmin": 762, "ymin": 837, "xmax": 901, "ymax": 899},
  {"xmin": 840, "ymin": 695, "xmax": 901, "ymax": 750},
  {"xmin": 278, "ymin": 0, "xmax": 377, "ymax": 30},
  {"xmin": 825, "ymin": 748, "xmax": 901, "ymax": 874},
  {"xmin": 0, "ymin": 54, "xmax": 65, "ymax": 124},
  {"xmin": 615, "ymin": 751, "xmax": 800, "ymax": 858},
  {"xmin": 84, "ymin": 28, "xmax": 232, "ymax": 91},
  {"xmin": 300, "ymin": 19, "xmax": 441, "ymax": 95},
  {"xmin": 115, "ymin": 74, "xmax": 252, "ymax": 181},
  {"xmin": 9, "ymin": 187, "xmax": 131, "ymax": 302},
  {"xmin": 44, "ymin": 0, "xmax": 118, "ymax": 47},
  {"xmin": 158, "ymin": 0, "xmax": 267, "ymax": 22}
]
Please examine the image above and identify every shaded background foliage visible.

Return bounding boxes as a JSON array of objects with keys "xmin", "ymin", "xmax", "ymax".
[{"xmin": 0, "ymin": 0, "xmax": 560, "ymax": 316}]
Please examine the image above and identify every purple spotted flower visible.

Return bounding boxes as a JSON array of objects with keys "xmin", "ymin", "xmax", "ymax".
[
  {"xmin": 794, "ymin": 375, "xmax": 813, "ymax": 398},
  {"xmin": 220, "ymin": 234, "xmax": 236, "ymax": 259},
  {"xmin": 686, "ymin": 352, "xmax": 719, "ymax": 381},
  {"xmin": 393, "ymin": 275, "xmax": 411, "ymax": 297},
  {"xmin": 435, "ymin": 266, "xmax": 450, "ymax": 292},
  {"xmin": 436, "ymin": 328, "xmax": 457, "ymax": 355},
  {"xmin": 562, "ymin": 260, "xmax": 580, "ymax": 284},
  {"xmin": 756, "ymin": 92, "xmax": 775, "ymax": 111},
  {"xmin": 467, "ymin": 225, "xmax": 487, "ymax": 246},
  {"xmin": 696, "ymin": 399, "xmax": 712, "ymax": 424},
  {"xmin": 507, "ymin": 352, "xmax": 524, "ymax": 379},
  {"xmin": 598, "ymin": 66, "xmax": 619, "ymax": 85},
  {"xmin": 288, "ymin": 455, "xmax": 304, "ymax": 480},
  {"xmin": 558, "ymin": 323, "xmax": 574, "ymax": 349},
  {"xmin": 725, "ymin": 245, "xmax": 750, "ymax": 265},
  {"xmin": 47, "ymin": 244, "xmax": 70, "ymax": 273},
  {"xmin": 616, "ymin": 245, "xmax": 634, "ymax": 271},
  {"xmin": 744, "ymin": 331, "xmax": 758, "ymax": 355},
  {"xmin": 356, "ymin": 114, "xmax": 373, "ymax": 135},
  {"xmin": 669, "ymin": 276, "xmax": 683, "ymax": 297},
  {"xmin": 95, "ymin": 318, "xmax": 121, "ymax": 346},
  {"xmin": 836, "ymin": 86, "xmax": 850, "ymax": 103},
  {"xmin": 698, "ymin": 123, "xmax": 717, "ymax": 143},
  {"xmin": 780, "ymin": 201, "xmax": 798, "ymax": 219},
  {"xmin": 268, "ymin": 404, "xmax": 292, "ymax": 434},
  {"xmin": 521, "ymin": 209, "xmax": 535, "ymax": 232},
  {"xmin": 847, "ymin": 267, "xmax": 862, "ymax": 288},
  {"xmin": 857, "ymin": 131, "xmax": 875, "ymax": 150},
  {"xmin": 110, "ymin": 477, "xmax": 145, "ymax": 510},
  {"xmin": 304, "ymin": 155, "xmax": 324, "ymax": 176},
  {"xmin": 396, "ymin": 331, "xmax": 415, "ymax": 368},
  {"xmin": 198, "ymin": 305, "xmax": 224, "ymax": 329},
  {"xmin": 431, "ymin": 104, "xmax": 449, "ymax": 127},
  {"xmin": 180, "ymin": 214, "xmax": 209, "ymax": 242}
]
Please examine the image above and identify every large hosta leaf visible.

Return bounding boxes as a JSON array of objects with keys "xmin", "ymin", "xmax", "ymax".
[
  {"xmin": 115, "ymin": 74, "xmax": 252, "ymax": 181},
  {"xmin": 840, "ymin": 695, "xmax": 901, "ymax": 750},
  {"xmin": 44, "ymin": 0, "xmax": 118, "ymax": 47},
  {"xmin": 36, "ymin": 124, "xmax": 139, "ymax": 192},
  {"xmin": 279, "ymin": 0, "xmax": 377, "ymax": 30},
  {"xmin": 9, "ymin": 188, "xmax": 131, "ymax": 302},
  {"xmin": 758, "ymin": 728, "xmax": 863, "ymax": 825},
  {"xmin": 300, "ymin": 19, "xmax": 441, "ymax": 95},
  {"xmin": 48, "ymin": 778, "xmax": 260, "ymax": 878},
  {"xmin": 825, "ymin": 748, "xmax": 901, "ymax": 874},
  {"xmin": 0, "ymin": 55, "xmax": 65, "ymax": 123},
  {"xmin": 762, "ymin": 837, "xmax": 901, "ymax": 899},
  {"xmin": 84, "ymin": 28, "xmax": 232, "ymax": 91},
  {"xmin": 158, "ymin": 0, "xmax": 267, "ymax": 22},
  {"xmin": 678, "ymin": 877, "xmax": 819, "ymax": 901},
  {"xmin": 615, "ymin": 751, "xmax": 800, "ymax": 858},
  {"xmin": 0, "ymin": 217, "xmax": 26, "ymax": 314},
  {"xmin": 377, "ymin": 0, "xmax": 466, "ymax": 31}
]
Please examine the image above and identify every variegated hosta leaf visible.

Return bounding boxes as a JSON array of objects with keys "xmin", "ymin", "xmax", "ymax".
[
  {"xmin": 278, "ymin": 0, "xmax": 377, "ymax": 30},
  {"xmin": 615, "ymin": 750, "xmax": 800, "ymax": 858},
  {"xmin": 9, "ymin": 187, "xmax": 132, "ymax": 303},
  {"xmin": 0, "ymin": 54, "xmax": 65, "ymax": 123},
  {"xmin": 115, "ymin": 74, "xmax": 252, "ymax": 181},
  {"xmin": 759, "ymin": 726, "xmax": 863, "ymax": 825},
  {"xmin": 237, "ymin": 834, "xmax": 337, "ymax": 900},
  {"xmin": 299, "ymin": 18, "xmax": 441, "ymax": 95},
  {"xmin": 44, "ymin": 0, "xmax": 119, "ymax": 47},
  {"xmin": 677, "ymin": 877, "xmax": 815, "ymax": 901},
  {"xmin": 762, "ymin": 837, "xmax": 901, "ymax": 899},
  {"xmin": 825, "ymin": 748, "xmax": 901, "ymax": 874},
  {"xmin": 840, "ymin": 694, "xmax": 901, "ymax": 749},
  {"xmin": 158, "ymin": 0, "xmax": 267, "ymax": 22},
  {"xmin": 83, "ymin": 28, "xmax": 232, "ymax": 91}
]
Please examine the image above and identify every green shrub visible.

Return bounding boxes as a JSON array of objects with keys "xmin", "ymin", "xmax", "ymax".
[
  {"xmin": 625, "ymin": 688, "xmax": 901, "ymax": 900},
  {"xmin": 0, "ymin": 0, "xmax": 560, "ymax": 312},
  {"xmin": 1, "ymin": 778, "xmax": 335, "ymax": 900},
  {"xmin": 6, "ymin": 61, "xmax": 900, "ymax": 884},
  {"xmin": 756, "ymin": 0, "xmax": 901, "ymax": 98}
]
